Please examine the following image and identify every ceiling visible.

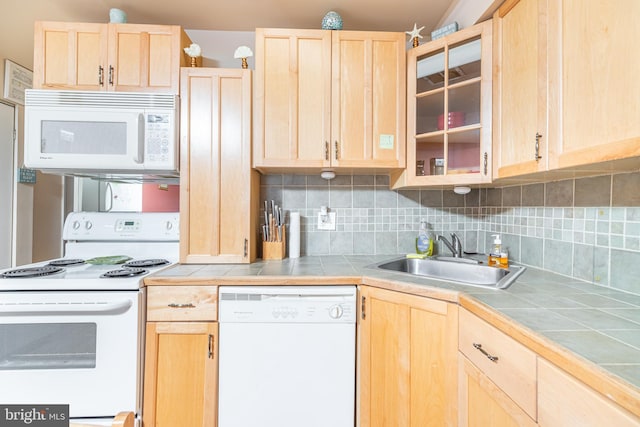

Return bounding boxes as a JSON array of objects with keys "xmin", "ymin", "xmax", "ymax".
[{"xmin": 3, "ymin": 0, "xmax": 459, "ymax": 71}]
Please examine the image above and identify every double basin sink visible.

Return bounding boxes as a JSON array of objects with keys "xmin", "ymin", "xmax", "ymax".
[{"xmin": 369, "ymin": 255, "xmax": 526, "ymax": 289}]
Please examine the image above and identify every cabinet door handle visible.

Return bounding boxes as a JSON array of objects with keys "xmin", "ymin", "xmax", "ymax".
[
  {"xmin": 167, "ymin": 303, "xmax": 195, "ymax": 308},
  {"xmin": 108, "ymin": 65, "xmax": 114, "ymax": 86},
  {"xmin": 473, "ymin": 343, "xmax": 499, "ymax": 362},
  {"xmin": 325, "ymin": 141, "xmax": 329, "ymax": 161},
  {"xmin": 483, "ymin": 152, "xmax": 488, "ymax": 175},
  {"xmin": 361, "ymin": 295, "xmax": 366, "ymax": 319},
  {"xmin": 208, "ymin": 334, "xmax": 214, "ymax": 359},
  {"xmin": 534, "ymin": 132, "xmax": 543, "ymax": 161},
  {"xmin": 334, "ymin": 141, "xmax": 340, "ymax": 161},
  {"xmin": 244, "ymin": 238, "xmax": 248, "ymax": 258},
  {"xmin": 98, "ymin": 66, "xmax": 104, "ymax": 86}
]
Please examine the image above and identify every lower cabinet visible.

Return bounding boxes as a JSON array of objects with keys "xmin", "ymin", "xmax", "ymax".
[
  {"xmin": 458, "ymin": 355, "xmax": 536, "ymax": 427},
  {"xmin": 458, "ymin": 307, "xmax": 537, "ymax": 426},
  {"xmin": 358, "ymin": 286, "xmax": 458, "ymax": 426},
  {"xmin": 143, "ymin": 286, "xmax": 218, "ymax": 427},
  {"xmin": 538, "ymin": 358, "xmax": 640, "ymax": 426}
]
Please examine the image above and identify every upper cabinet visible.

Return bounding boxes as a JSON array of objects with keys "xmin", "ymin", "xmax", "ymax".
[
  {"xmin": 253, "ymin": 28, "xmax": 406, "ymax": 173},
  {"xmin": 391, "ymin": 21, "xmax": 493, "ymax": 189},
  {"xmin": 493, "ymin": 0, "xmax": 546, "ymax": 179},
  {"xmin": 494, "ymin": 0, "xmax": 640, "ymax": 181},
  {"xmin": 33, "ymin": 21, "xmax": 192, "ymax": 93}
]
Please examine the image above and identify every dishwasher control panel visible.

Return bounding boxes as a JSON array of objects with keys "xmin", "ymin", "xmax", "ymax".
[{"xmin": 218, "ymin": 285, "xmax": 357, "ymax": 323}]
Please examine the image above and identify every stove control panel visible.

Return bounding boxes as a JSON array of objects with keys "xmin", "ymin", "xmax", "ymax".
[
  {"xmin": 63, "ymin": 212, "xmax": 179, "ymax": 241},
  {"xmin": 115, "ymin": 219, "xmax": 141, "ymax": 232}
]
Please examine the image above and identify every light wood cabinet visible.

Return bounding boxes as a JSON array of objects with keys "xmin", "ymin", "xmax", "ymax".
[
  {"xmin": 538, "ymin": 358, "xmax": 640, "ymax": 426},
  {"xmin": 392, "ymin": 20, "xmax": 493, "ymax": 189},
  {"xmin": 253, "ymin": 28, "xmax": 405, "ymax": 173},
  {"xmin": 358, "ymin": 286, "xmax": 458, "ymax": 426},
  {"xmin": 546, "ymin": 0, "xmax": 640, "ymax": 171},
  {"xmin": 33, "ymin": 21, "xmax": 191, "ymax": 93},
  {"xmin": 458, "ymin": 355, "xmax": 537, "ymax": 427},
  {"xmin": 143, "ymin": 322, "xmax": 218, "ymax": 427},
  {"xmin": 493, "ymin": 0, "xmax": 640, "ymax": 181},
  {"xmin": 179, "ymin": 68, "xmax": 260, "ymax": 263},
  {"xmin": 493, "ymin": 0, "xmax": 547, "ymax": 179},
  {"xmin": 458, "ymin": 307, "xmax": 537, "ymax": 425},
  {"xmin": 147, "ymin": 286, "xmax": 218, "ymax": 322},
  {"xmin": 143, "ymin": 286, "xmax": 218, "ymax": 427}
]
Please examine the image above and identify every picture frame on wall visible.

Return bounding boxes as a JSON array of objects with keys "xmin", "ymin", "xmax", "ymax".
[{"xmin": 3, "ymin": 59, "xmax": 32, "ymax": 105}]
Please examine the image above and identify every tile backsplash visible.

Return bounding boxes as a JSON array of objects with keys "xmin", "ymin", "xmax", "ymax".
[{"xmin": 260, "ymin": 172, "xmax": 640, "ymax": 295}]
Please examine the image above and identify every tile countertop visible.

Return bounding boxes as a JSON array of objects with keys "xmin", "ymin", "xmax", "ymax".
[{"xmin": 147, "ymin": 255, "xmax": 640, "ymax": 417}]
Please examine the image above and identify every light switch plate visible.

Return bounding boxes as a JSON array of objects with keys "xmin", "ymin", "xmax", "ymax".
[{"xmin": 317, "ymin": 212, "xmax": 336, "ymax": 230}]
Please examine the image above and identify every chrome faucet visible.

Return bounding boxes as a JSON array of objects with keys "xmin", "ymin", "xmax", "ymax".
[{"xmin": 437, "ymin": 233, "xmax": 463, "ymax": 257}]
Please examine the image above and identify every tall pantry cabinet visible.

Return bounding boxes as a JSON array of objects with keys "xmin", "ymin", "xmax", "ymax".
[{"xmin": 179, "ymin": 68, "xmax": 260, "ymax": 263}]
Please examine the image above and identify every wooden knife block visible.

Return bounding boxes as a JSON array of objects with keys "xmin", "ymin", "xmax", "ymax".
[{"xmin": 262, "ymin": 227, "xmax": 286, "ymax": 260}]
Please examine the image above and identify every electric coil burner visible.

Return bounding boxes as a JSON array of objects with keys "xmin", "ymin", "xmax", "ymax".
[
  {"xmin": 101, "ymin": 267, "xmax": 148, "ymax": 278},
  {"xmin": 0, "ymin": 265, "xmax": 65, "ymax": 278},
  {"xmin": 0, "ymin": 211, "xmax": 179, "ymax": 426},
  {"xmin": 48, "ymin": 258, "xmax": 86, "ymax": 267},
  {"xmin": 123, "ymin": 259, "xmax": 170, "ymax": 269}
]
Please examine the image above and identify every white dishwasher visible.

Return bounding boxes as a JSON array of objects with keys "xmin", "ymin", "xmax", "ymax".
[{"xmin": 218, "ymin": 285, "xmax": 357, "ymax": 427}]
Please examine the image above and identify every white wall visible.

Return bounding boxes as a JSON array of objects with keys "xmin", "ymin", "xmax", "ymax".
[
  {"xmin": 436, "ymin": 0, "xmax": 502, "ymax": 30},
  {"xmin": 185, "ymin": 30, "xmax": 255, "ymax": 69}
]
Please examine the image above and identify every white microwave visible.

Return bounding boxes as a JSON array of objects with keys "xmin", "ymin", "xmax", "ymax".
[{"xmin": 25, "ymin": 90, "xmax": 179, "ymax": 179}]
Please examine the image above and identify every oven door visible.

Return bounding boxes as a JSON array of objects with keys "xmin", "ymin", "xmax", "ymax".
[{"xmin": 0, "ymin": 290, "xmax": 144, "ymax": 418}]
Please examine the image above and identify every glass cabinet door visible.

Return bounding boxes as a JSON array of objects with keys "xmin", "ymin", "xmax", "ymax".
[{"xmin": 395, "ymin": 20, "xmax": 492, "ymax": 188}]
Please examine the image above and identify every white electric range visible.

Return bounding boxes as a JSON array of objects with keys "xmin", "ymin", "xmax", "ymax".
[{"xmin": 0, "ymin": 211, "xmax": 179, "ymax": 426}]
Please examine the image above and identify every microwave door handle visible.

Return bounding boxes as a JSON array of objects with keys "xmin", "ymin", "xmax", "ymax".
[
  {"xmin": 105, "ymin": 182, "xmax": 113, "ymax": 212},
  {"xmin": 0, "ymin": 300, "xmax": 133, "ymax": 316},
  {"xmin": 134, "ymin": 113, "xmax": 144, "ymax": 164}
]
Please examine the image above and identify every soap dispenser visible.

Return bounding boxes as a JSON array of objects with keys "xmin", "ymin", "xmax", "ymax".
[
  {"xmin": 488, "ymin": 234, "xmax": 508, "ymax": 268},
  {"xmin": 415, "ymin": 220, "xmax": 434, "ymax": 256}
]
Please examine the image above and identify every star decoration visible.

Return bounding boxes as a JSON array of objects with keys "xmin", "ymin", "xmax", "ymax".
[{"xmin": 406, "ymin": 23, "xmax": 425, "ymax": 41}]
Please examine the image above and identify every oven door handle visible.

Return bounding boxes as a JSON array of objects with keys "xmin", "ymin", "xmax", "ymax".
[{"xmin": 0, "ymin": 300, "xmax": 133, "ymax": 316}]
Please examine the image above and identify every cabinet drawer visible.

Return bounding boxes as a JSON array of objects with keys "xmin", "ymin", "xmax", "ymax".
[
  {"xmin": 147, "ymin": 286, "xmax": 217, "ymax": 321},
  {"xmin": 459, "ymin": 308, "xmax": 537, "ymax": 419}
]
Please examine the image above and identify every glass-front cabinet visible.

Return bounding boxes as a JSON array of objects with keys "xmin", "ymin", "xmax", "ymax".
[{"xmin": 391, "ymin": 21, "xmax": 492, "ymax": 189}]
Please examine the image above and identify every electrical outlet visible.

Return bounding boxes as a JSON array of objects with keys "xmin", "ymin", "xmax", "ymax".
[{"xmin": 317, "ymin": 212, "xmax": 336, "ymax": 230}]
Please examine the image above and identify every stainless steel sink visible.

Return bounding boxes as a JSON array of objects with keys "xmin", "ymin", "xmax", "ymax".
[{"xmin": 369, "ymin": 257, "xmax": 526, "ymax": 289}]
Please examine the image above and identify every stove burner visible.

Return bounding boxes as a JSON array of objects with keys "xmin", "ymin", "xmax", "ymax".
[
  {"xmin": 101, "ymin": 267, "xmax": 148, "ymax": 278},
  {"xmin": 123, "ymin": 259, "xmax": 170, "ymax": 268},
  {"xmin": 1, "ymin": 265, "xmax": 65, "ymax": 278},
  {"xmin": 48, "ymin": 258, "xmax": 86, "ymax": 267}
]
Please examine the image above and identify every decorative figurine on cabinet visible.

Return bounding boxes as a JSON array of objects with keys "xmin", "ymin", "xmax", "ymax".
[
  {"xmin": 184, "ymin": 43, "xmax": 202, "ymax": 67},
  {"xmin": 406, "ymin": 23, "xmax": 425, "ymax": 47},
  {"xmin": 322, "ymin": 11, "xmax": 343, "ymax": 30},
  {"xmin": 233, "ymin": 46, "xmax": 253, "ymax": 69}
]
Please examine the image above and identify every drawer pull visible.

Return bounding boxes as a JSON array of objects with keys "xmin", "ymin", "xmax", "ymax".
[
  {"xmin": 473, "ymin": 343, "xmax": 499, "ymax": 362},
  {"xmin": 168, "ymin": 303, "xmax": 196, "ymax": 308}
]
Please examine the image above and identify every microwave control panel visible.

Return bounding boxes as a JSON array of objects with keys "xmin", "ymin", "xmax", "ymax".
[{"xmin": 146, "ymin": 113, "xmax": 172, "ymax": 164}]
